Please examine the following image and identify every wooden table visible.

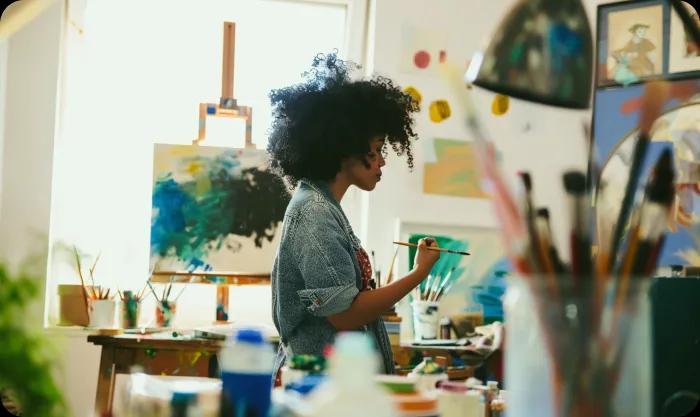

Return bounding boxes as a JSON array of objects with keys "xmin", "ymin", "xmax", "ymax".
[{"xmin": 88, "ymin": 332, "xmax": 224, "ymax": 416}]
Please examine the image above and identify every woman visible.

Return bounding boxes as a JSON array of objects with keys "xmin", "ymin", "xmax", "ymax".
[{"xmin": 267, "ymin": 52, "xmax": 441, "ymax": 375}]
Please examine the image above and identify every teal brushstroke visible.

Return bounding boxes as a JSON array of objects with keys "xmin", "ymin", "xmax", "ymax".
[
  {"xmin": 150, "ymin": 151, "xmax": 290, "ymax": 269},
  {"xmin": 408, "ymin": 234, "xmax": 469, "ymax": 296}
]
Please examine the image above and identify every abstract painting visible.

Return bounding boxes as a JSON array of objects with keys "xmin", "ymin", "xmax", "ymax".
[
  {"xmin": 150, "ymin": 144, "xmax": 290, "ymax": 272},
  {"xmin": 592, "ymin": 79, "xmax": 700, "ymax": 267},
  {"xmin": 423, "ymin": 138, "xmax": 488, "ymax": 198},
  {"xmin": 397, "ymin": 221, "xmax": 510, "ymax": 320}
]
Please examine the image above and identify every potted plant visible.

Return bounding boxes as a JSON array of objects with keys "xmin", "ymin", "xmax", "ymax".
[{"xmin": 0, "ymin": 260, "xmax": 67, "ymax": 417}]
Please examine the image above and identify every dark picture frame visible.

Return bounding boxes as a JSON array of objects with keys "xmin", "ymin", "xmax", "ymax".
[{"xmin": 597, "ymin": 0, "xmax": 668, "ymax": 88}]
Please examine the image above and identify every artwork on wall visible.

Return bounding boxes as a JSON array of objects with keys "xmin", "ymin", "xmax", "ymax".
[
  {"xmin": 423, "ymin": 138, "xmax": 488, "ymax": 198},
  {"xmin": 597, "ymin": 0, "xmax": 700, "ymax": 87},
  {"xmin": 150, "ymin": 144, "xmax": 290, "ymax": 273},
  {"xmin": 592, "ymin": 75, "xmax": 700, "ymax": 267},
  {"xmin": 669, "ymin": 1, "xmax": 700, "ymax": 74},
  {"xmin": 397, "ymin": 221, "xmax": 510, "ymax": 319},
  {"xmin": 400, "ymin": 24, "xmax": 448, "ymax": 74},
  {"xmin": 598, "ymin": 0, "xmax": 664, "ymax": 87}
]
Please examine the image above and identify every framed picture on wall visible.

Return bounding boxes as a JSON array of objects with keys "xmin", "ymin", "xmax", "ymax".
[
  {"xmin": 597, "ymin": 0, "xmax": 666, "ymax": 87},
  {"xmin": 669, "ymin": 1, "xmax": 700, "ymax": 74}
]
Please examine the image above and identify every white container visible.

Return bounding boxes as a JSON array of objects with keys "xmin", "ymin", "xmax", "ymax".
[
  {"xmin": 412, "ymin": 300, "xmax": 440, "ymax": 340},
  {"xmin": 305, "ymin": 332, "xmax": 397, "ymax": 417},
  {"xmin": 88, "ymin": 299, "xmax": 117, "ymax": 328},
  {"xmin": 438, "ymin": 389, "xmax": 484, "ymax": 417},
  {"xmin": 218, "ymin": 328, "xmax": 275, "ymax": 417}
]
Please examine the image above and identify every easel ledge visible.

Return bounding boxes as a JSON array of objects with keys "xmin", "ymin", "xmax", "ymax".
[{"xmin": 150, "ymin": 271, "xmax": 270, "ymax": 285}]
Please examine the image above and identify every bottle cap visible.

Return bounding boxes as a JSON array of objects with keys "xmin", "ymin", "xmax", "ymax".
[{"xmin": 234, "ymin": 328, "xmax": 264, "ymax": 344}]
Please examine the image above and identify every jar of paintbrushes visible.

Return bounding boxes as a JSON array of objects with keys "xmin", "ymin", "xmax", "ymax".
[
  {"xmin": 411, "ymin": 267, "xmax": 457, "ymax": 340},
  {"xmin": 504, "ymin": 276, "xmax": 651, "ymax": 417},
  {"xmin": 118, "ymin": 289, "xmax": 145, "ymax": 329},
  {"xmin": 148, "ymin": 279, "xmax": 184, "ymax": 328}
]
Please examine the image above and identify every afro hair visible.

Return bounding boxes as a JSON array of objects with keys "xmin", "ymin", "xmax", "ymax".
[{"xmin": 267, "ymin": 52, "xmax": 419, "ymax": 187}]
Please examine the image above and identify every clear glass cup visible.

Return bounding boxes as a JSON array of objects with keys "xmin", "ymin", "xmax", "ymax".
[{"xmin": 503, "ymin": 275, "xmax": 651, "ymax": 417}]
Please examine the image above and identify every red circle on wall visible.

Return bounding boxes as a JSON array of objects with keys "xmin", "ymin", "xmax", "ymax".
[{"xmin": 413, "ymin": 50, "xmax": 430, "ymax": 69}]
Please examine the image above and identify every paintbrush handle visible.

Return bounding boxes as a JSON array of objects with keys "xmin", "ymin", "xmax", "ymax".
[{"xmin": 393, "ymin": 241, "xmax": 470, "ymax": 256}]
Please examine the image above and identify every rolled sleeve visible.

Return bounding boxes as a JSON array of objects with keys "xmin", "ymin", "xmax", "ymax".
[
  {"xmin": 297, "ymin": 284, "xmax": 359, "ymax": 316},
  {"xmin": 293, "ymin": 202, "xmax": 359, "ymax": 317}
]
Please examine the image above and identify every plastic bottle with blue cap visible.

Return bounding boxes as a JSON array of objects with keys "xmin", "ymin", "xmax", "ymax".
[{"xmin": 218, "ymin": 328, "xmax": 275, "ymax": 417}]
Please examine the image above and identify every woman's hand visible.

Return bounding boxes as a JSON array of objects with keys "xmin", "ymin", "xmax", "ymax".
[{"xmin": 412, "ymin": 237, "xmax": 441, "ymax": 277}]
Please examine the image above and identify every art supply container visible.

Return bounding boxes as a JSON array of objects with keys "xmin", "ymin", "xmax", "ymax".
[
  {"xmin": 57, "ymin": 284, "xmax": 98, "ymax": 326},
  {"xmin": 412, "ymin": 300, "xmax": 440, "ymax": 340},
  {"xmin": 219, "ymin": 328, "xmax": 275, "ymax": 417},
  {"xmin": 503, "ymin": 276, "xmax": 651, "ymax": 417},
  {"xmin": 88, "ymin": 298, "xmax": 116, "ymax": 328},
  {"xmin": 409, "ymin": 357, "xmax": 448, "ymax": 393},
  {"xmin": 437, "ymin": 382, "xmax": 484, "ymax": 417},
  {"xmin": 155, "ymin": 300, "xmax": 176, "ymax": 327},
  {"xmin": 120, "ymin": 292, "xmax": 140, "ymax": 328}
]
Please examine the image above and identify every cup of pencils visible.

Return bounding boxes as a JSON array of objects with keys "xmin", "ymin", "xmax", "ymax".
[
  {"xmin": 119, "ymin": 290, "xmax": 142, "ymax": 329},
  {"xmin": 155, "ymin": 300, "xmax": 176, "ymax": 327},
  {"xmin": 87, "ymin": 290, "xmax": 117, "ymax": 328}
]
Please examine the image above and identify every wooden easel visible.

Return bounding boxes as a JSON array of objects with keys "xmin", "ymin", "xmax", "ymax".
[
  {"xmin": 151, "ymin": 22, "xmax": 269, "ymax": 324},
  {"xmin": 193, "ymin": 21, "xmax": 254, "ymax": 149}
]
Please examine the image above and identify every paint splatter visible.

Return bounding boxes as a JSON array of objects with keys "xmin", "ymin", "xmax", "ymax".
[
  {"xmin": 491, "ymin": 94, "xmax": 510, "ymax": 116},
  {"xmin": 429, "ymin": 100, "xmax": 451, "ymax": 122},
  {"xmin": 403, "ymin": 86, "xmax": 423, "ymax": 106},
  {"xmin": 151, "ymin": 146, "xmax": 290, "ymax": 270},
  {"xmin": 439, "ymin": 50, "xmax": 447, "ymax": 63},
  {"xmin": 414, "ymin": 50, "xmax": 431, "ymax": 69}
]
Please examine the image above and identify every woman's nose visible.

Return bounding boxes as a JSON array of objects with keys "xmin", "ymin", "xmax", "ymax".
[{"xmin": 379, "ymin": 154, "xmax": 386, "ymax": 167}]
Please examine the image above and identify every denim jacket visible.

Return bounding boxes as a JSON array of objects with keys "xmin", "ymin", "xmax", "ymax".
[{"xmin": 271, "ymin": 179, "xmax": 394, "ymax": 375}]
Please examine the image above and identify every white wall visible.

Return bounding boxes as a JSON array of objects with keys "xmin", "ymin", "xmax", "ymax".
[
  {"xmin": 0, "ymin": 0, "xmax": 63, "ymax": 318},
  {"xmin": 361, "ymin": 0, "xmax": 595, "ymax": 316}
]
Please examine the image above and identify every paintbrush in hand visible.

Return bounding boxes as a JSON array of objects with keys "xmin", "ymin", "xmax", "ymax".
[{"xmin": 393, "ymin": 241, "xmax": 470, "ymax": 255}]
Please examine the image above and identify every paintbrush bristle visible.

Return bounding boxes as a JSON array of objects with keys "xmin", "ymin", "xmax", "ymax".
[
  {"xmin": 563, "ymin": 171, "xmax": 586, "ymax": 195},
  {"xmin": 518, "ymin": 172, "xmax": 532, "ymax": 193},
  {"xmin": 646, "ymin": 148, "xmax": 675, "ymax": 206},
  {"xmin": 639, "ymin": 81, "xmax": 670, "ymax": 134},
  {"xmin": 536, "ymin": 207, "xmax": 550, "ymax": 220}
]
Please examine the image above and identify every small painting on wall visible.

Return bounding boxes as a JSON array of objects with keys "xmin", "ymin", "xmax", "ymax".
[
  {"xmin": 423, "ymin": 138, "xmax": 488, "ymax": 199},
  {"xmin": 597, "ymin": 1, "xmax": 664, "ymax": 87},
  {"xmin": 150, "ymin": 144, "xmax": 290, "ymax": 273}
]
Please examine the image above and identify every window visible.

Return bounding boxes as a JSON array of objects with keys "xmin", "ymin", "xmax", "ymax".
[{"xmin": 47, "ymin": 0, "xmax": 365, "ymax": 326}]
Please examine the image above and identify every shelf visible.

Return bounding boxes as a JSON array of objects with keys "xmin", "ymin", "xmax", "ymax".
[{"xmin": 150, "ymin": 271, "xmax": 270, "ymax": 285}]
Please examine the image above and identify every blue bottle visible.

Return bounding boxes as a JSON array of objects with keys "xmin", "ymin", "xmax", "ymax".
[{"xmin": 219, "ymin": 328, "xmax": 275, "ymax": 417}]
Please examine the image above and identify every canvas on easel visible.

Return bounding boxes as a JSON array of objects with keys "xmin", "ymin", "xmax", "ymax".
[{"xmin": 149, "ymin": 22, "xmax": 290, "ymax": 322}]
